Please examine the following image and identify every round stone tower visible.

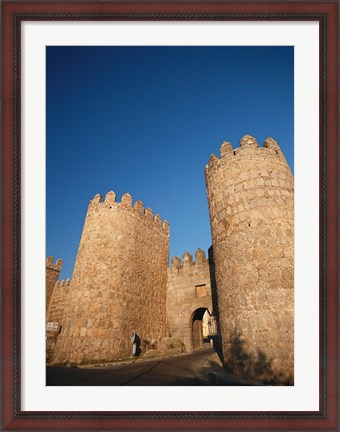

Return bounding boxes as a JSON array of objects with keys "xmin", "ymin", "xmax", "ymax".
[
  {"xmin": 205, "ymin": 135, "xmax": 294, "ymax": 384},
  {"xmin": 53, "ymin": 191, "xmax": 170, "ymax": 364}
]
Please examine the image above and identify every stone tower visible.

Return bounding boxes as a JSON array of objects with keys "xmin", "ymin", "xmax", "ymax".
[
  {"xmin": 52, "ymin": 191, "xmax": 170, "ymax": 364},
  {"xmin": 205, "ymin": 135, "xmax": 294, "ymax": 384}
]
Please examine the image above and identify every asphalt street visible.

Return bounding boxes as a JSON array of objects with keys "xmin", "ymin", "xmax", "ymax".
[{"xmin": 46, "ymin": 347, "xmax": 252, "ymax": 386}]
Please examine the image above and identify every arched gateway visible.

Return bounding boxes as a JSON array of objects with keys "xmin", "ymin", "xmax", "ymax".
[{"xmin": 192, "ymin": 307, "xmax": 213, "ymax": 350}]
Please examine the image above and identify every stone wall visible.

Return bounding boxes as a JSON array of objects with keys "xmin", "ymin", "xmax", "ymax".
[
  {"xmin": 205, "ymin": 135, "xmax": 294, "ymax": 384},
  {"xmin": 167, "ymin": 248, "xmax": 213, "ymax": 352},
  {"xmin": 46, "ymin": 279, "xmax": 71, "ymax": 362},
  {"xmin": 45, "ymin": 256, "xmax": 62, "ymax": 313},
  {"xmin": 47, "ymin": 279, "xmax": 72, "ymax": 324},
  {"xmin": 52, "ymin": 191, "xmax": 170, "ymax": 365}
]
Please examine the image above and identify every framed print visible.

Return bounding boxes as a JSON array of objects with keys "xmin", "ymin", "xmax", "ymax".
[{"xmin": 2, "ymin": 0, "xmax": 338, "ymax": 430}]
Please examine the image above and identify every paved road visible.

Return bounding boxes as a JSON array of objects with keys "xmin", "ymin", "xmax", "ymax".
[{"xmin": 46, "ymin": 347, "xmax": 252, "ymax": 386}]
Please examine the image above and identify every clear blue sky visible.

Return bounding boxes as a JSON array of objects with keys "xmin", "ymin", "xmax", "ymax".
[{"xmin": 47, "ymin": 46, "xmax": 294, "ymax": 280}]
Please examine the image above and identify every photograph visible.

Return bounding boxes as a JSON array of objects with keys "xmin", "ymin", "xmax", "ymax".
[
  {"xmin": 2, "ymin": 0, "xmax": 338, "ymax": 429},
  {"xmin": 45, "ymin": 46, "xmax": 294, "ymax": 386}
]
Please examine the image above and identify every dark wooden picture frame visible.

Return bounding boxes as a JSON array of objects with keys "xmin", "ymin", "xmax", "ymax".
[{"xmin": 2, "ymin": 1, "xmax": 338, "ymax": 430}]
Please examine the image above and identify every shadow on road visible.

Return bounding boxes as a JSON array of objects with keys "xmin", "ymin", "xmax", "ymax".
[{"xmin": 169, "ymin": 360, "xmax": 254, "ymax": 386}]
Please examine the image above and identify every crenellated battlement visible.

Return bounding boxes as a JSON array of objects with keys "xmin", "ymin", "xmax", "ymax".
[
  {"xmin": 46, "ymin": 256, "xmax": 63, "ymax": 271},
  {"xmin": 55, "ymin": 278, "xmax": 71, "ymax": 289},
  {"xmin": 87, "ymin": 191, "xmax": 170, "ymax": 233},
  {"xmin": 205, "ymin": 135, "xmax": 288, "ymax": 173},
  {"xmin": 169, "ymin": 248, "xmax": 208, "ymax": 271}
]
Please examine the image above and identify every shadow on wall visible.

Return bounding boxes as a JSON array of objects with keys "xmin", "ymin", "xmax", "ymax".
[
  {"xmin": 208, "ymin": 246, "xmax": 224, "ymax": 364},
  {"xmin": 207, "ymin": 246, "xmax": 293, "ymax": 386},
  {"xmin": 225, "ymin": 331, "xmax": 294, "ymax": 386}
]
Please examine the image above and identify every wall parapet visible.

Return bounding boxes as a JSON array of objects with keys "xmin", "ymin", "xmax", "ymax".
[
  {"xmin": 169, "ymin": 248, "xmax": 208, "ymax": 272},
  {"xmin": 54, "ymin": 279, "xmax": 71, "ymax": 289},
  {"xmin": 87, "ymin": 190, "xmax": 170, "ymax": 233},
  {"xmin": 205, "ymin": 135, "xmax": 289, "ymax": 174}
]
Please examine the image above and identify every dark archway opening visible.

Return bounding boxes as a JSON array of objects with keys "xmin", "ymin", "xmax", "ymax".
[{"xmin": 192, "ymin": 307, "xmax": 209, "ymax": 350}]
